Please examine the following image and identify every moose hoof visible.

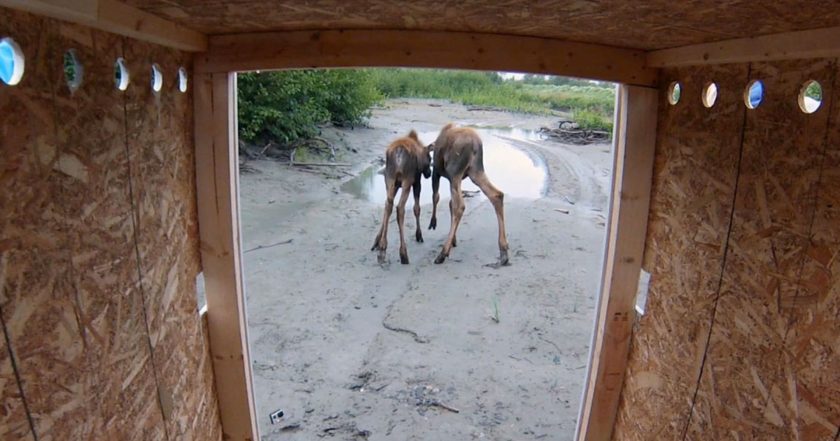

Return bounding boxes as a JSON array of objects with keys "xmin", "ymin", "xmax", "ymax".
[
  {"xmin": 400, "ymin": 254, "xmax": 410, "ymax": 265},
  {"xmin": 377, "ymin": 252, "xmax": 387, "ymax": 265},
  {"xmin": 452, "ymin": 237, "xmax": 457, "ymax": 247},
  {"xmin": 416, "ymin": 232, "xmax": 424, "ymax": 243},
  {"xmin": 434, "ymin": 254, "xmax": 447, "ymax": 264},
  {"xmin": 499, "ymin": 250, "xmax": 510, "ymax": 266},
  {"xmin": 428, "ymin": 218, "xmax": 437, "ymax": 230}
]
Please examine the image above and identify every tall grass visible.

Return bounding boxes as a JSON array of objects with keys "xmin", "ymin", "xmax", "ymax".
[{"xmin": 369, "ymin": 69, "xmax": 615, "ymax": 131}]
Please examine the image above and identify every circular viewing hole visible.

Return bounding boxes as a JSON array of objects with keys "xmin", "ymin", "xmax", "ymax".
[
  {"xmin": 178, "ymin": 67, "xmax": 188, "ymax": 93},
  {"xmin": 151, "ymin": 63, "xmax": 163, "ymax": 92},
  {"xmin": 114, "ymin": 57, "xmax": 130, "ymax": 91},
  {"xmin": 744, "ymin": 80, "xmax": 764, "ymax": 109},
  {"xmin": 667, "ymin": 81, "xmax": 681, "ymax": 105},
  {"xmin": 702, "ymin": 82, "xmax": 718, "ymax": 108},
  {"xmin": 64, "ymin": 49, "xmax": 83, "ymax": 91},
  {"xmin": 0, "ymin": 37, "xmax": 24, "ymax": 86},
  {"xmin": 799, "ymin": 80, "xmax": 822, "ymax": 114}
]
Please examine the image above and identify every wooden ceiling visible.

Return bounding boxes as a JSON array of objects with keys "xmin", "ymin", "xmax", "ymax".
[{"xmin": 126, "ymin": 0, "xmax": 838, "ymax": 51}]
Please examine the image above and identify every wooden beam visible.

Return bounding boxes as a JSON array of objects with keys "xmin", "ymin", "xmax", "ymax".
[
  {"xmin": 194, "ymin": 72, "xmax": 258, "ymax": 441},
  {"xmin": 0, "ymin": 0, "xmax": 207, "ymax": 51},
  {"xmin": 647, "ymin": 25, "xmax": 840, "ymax": 67},
  {"xmin": 196, "ymin": 29, "xmax": 658, "ymax": 86},
  {"xmin": 576, "ymin": 85, "xmax": 657, "ymax": 441}
]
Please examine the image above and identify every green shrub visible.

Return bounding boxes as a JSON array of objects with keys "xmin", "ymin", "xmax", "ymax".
[
  {"xmin": 237, "ymin": 69, "xmax": 381, "ymax": 145},
  {"xmin": 237, "ymin": 68, "xmax": 616, "ymax": 144},
  {"xmin": 572, "ymin": 109, "xmax": 612, "ymax": 131},
  {"xmin": 805, "ymin": 81, "xmax": 822, "ymax": 100}
]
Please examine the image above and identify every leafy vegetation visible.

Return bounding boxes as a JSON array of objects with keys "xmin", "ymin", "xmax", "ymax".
[
  {"xmin": 805, "ymin": 81, "xmax": 822, "ymax": 100},
  {"xmin": 238, "ymin": 69, "xmax": 381, "ymax": 145},
  {"xmin": 369, "ymin": 69, "xmax": 615, "ymax": 131},
  {"xmin": 237, "ymin": 68, "xmax": 615, "ymax": 146}
]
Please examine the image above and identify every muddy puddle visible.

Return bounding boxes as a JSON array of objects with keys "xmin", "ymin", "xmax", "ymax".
[{"xmin": 342, "ymin": 128, "xmax": 548, "ymax": 205}]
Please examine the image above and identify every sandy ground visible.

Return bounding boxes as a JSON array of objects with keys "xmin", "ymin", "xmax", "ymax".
[{"xmin": 238, "ymin": 99, "xmax": 613, "ymax": 440}]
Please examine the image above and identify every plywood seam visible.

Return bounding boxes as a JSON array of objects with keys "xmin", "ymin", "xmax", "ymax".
[
  {"xmin": 118, "ymin": 36, "xmax": 172, "ymax": 441},
  {"xmin": 0, "ymin": 304, "xmax": 38, "ymax": 440},
  {"xmin": 679, "ymin": 63, "xmax": 752, "ymax": 440}
]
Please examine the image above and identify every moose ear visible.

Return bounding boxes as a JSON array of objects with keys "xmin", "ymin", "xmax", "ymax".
[{"xmin": 408, "ymin": 130, "xmax": 420, "ymax": 141}]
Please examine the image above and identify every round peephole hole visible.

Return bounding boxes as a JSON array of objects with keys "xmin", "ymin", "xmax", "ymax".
[
  {"xmin": 799, "ymin": 80, "xmax": 822, "ymax": 114},
  {"xmin": 151, "ymin": 63, "xmax": 163, "ymax": 92},
  {"xmin": 178, "ymin": 67, "xmax": 188, "ymax": 93},
  {"xmin": 64, "ymin": 49, "xmax": 83, "ymax": 91},
  {"xmin": 744, "ymin": 80, "xmax": 764, "ymax": 109},
  {"xmin": 114, "ymin": 57, "xmax": 130, "ymax": 91},
  {"xmin": 702, "ymin": 82, "xmax": 718, "ymax": 108},
  {"xmin": 0, "ymin": 37, "xmax": 25, "ymax": 86},
  {"xmin": 667, "ymin": 81, "xmax": 681, "ymax": 105}
]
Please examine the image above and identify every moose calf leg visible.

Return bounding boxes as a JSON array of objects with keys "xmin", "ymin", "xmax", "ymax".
[
  {"xmin": 471, "ymin": 172, "xmax": 509, "ymax": 265},
  {"xmin": 375, "ymin": 182, "xmax": 397, "ymax": 264},
  {"xmin": 429, "ymin": 171, "xmax": 440, "ymax": 230},
  {"xmin": 396, "ymin": 183, "xmax": 412, "ymax": 264},
  {"xmin": 435, "ymin": 180, "xmax": 465, "ymax": 264},
  {"xmin": 413, "ymin": 182, "xmax": 423, "ymax": 243}
]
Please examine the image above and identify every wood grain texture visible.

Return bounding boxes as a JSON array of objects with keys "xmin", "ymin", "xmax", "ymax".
[
  {"xmin": 686, "ymin": 59, "xmax": 837, "ymax": 440},
  {"xmin": 0, "ymin": 7, "xmax": 221, "ymax": 440},
  {"xmin": 124, "ymin": 0, "xmax": 840, "ymax": 51},
  {"xmin": 193, "ymin": 71, "xmax": 259, "ymax": 441},
  {"xmin": 790, "ymin": 61, "xmax": 840, "ymax": 440},
  {"xmin": 613, "ymin": 64, "xmax": 749, "ymax": 440},
  {"xmin": 123, "ymin": 30, "xmax": 223, "ymax": 441},
  {"xmin": 0, "ymin": 0, "xmax": 207, "ymax": 51},
  {"xmin": 197, "ymin": 30, "xmax": 655, "ymax": 86},
  {"xmin": 578, "ymin": 85, "xmax": 658, "ymax": 441},
  {"xmin": 0, "ymin": 9, "xmax": 50, "ymax": 440},
  {"xmin": 615, "ymin": 59, "xmax": 840, "ymax": 440}
]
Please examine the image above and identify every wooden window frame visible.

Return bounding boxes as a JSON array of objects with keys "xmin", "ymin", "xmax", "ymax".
[{"xmin": 192, "ymin": 31, "xmax": 658, "ymax": 441}]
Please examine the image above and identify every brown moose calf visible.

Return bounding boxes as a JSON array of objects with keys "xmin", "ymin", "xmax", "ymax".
[
  {"xmin": 371, "ymin": 130, "xmax": 432, "ymax": 264},
  {"xmin": 428, "ymin": 123, "xmax": 509, "ymax": 266}
]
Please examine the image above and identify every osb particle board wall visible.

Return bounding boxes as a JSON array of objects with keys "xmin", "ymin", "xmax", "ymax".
[
  {"xmin": 615, "ymin": 59, "xmax": 840, "ymax": 439},
  {"xmin": 0, "ymin": 8, "xmax": 222, "ymax": 441}
]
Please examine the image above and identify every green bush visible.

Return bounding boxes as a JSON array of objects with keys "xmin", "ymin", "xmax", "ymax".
[
  {"xmin": 572, "ymin": 109, "xmax": 612, "ymax": 131},
  {"xmin": 237, "ymin": 68, "xmax": 616, "ymax": 145},
  {"xmin": 237, "ymin": 69, "xmax": 381, "ymax": 145}
]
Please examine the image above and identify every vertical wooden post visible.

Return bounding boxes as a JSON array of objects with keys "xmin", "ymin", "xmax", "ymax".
[
  {"xmin": 576, "ymin": 85, "xmax": 658, "ymax": 441},
  {"xmin": 194, "ymin": 71, "xmax": 258, "ymax": 441}
]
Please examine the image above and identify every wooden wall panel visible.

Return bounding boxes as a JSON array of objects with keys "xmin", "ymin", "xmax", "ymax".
[
  {"xmin": 613, "ymin": 65, "xmax": 748, "ymax": 439},
  {"xmin": 685, "ymin": 59, "xmax": 835, "ymax": 440},
  {"xmin": 615, "ymin": 59, "xmax": 840, "ymax": 440},
  {"xmin": 792, "ymin": 66, "xmax": 840, "ymax": 440},
  {"xmin": 0, "ymin": 331, "xmax": 30, "ymax": 439},
  {"xmin": 0, "ymin": 7, "xmax": 221, "ymax": 440},
  {"xmin": 0, "ymin": 10, "xmax": 105, "ymax": 440},
  {"xmin": 0, "ymin": 9, "xmax": 48, "ymax": 440},
  {"xmin": 48, "ymin": 18, "xmax": 168, "ymax": 441},
  {"xmin": 127, "ymin": 0, "xmax": 840, "ymax": 51},
  {"xmin": 123, "ymin": 32, "xmax": 222, "ymax": 441}
]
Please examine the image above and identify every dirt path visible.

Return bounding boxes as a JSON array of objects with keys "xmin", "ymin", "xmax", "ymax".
[{"xmin": 239, "ymin": 99, "xmax": 612, "ymax": 440}]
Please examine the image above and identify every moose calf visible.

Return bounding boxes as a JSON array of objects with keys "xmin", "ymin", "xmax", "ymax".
[
  {"xmin": 428, "ymin": 123, "xmax": 509, "ymax": 266},
  {"xmin": 371, "ymin": 130, "xmax": 432, "ymax": 264}
]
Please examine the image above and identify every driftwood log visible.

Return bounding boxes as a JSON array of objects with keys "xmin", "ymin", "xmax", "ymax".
[{"xmin": 540, "ymin": 119, "xmax": 610, "ymax": 145}]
